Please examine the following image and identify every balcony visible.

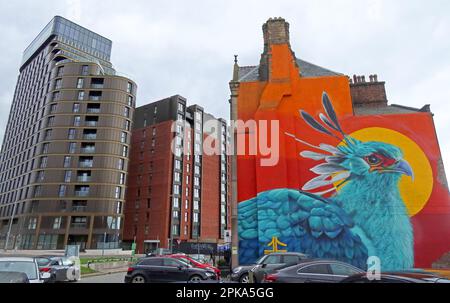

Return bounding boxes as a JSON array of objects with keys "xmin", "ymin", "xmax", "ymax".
[
  {"xmin": 81, "ymin": 147, "xmax": 95, "ymax": 154},
  {"xmin": 72, "ymin": 206, "xmax": 87, "ymax": 212},
  {"xmin": 85, "ymin": 121, "xmax": 98, "ymax": 127},
  {"xmin": 87, "ymin": 108, "xmax": 101, "ymax": 114},
  {"xmin": 79, "ymin": 162, "xmax": 93, "ymax": 168},
  {"xmin": 70, "ymin": 223, "xmax": 87, "ymax": 229},
  {"xmin": 75, "ymin": 191, "xmax": 90, "ymax": 197},
  {"xmin": 83, "ymin": 134, "xmax": 97, "ymax": 140},
  {"xmin": 77, "ymin": 176, "xmax": 92, "ymax": 182}
]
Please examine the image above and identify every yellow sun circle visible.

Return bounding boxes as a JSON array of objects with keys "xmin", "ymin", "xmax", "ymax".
[{"xmin": 340, "ymin": 127, "xmax": 433, "ymax": 217}]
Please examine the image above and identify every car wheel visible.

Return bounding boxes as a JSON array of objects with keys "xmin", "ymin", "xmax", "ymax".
[
  {"xmin": 189, "ymin": 275, "xmax": 203, "ymax": 283},
  {"xmin": 240, "ymin": 273, "xmax": 250, "ymax": 283},
  {"xmin": 131, "ymin": 275, "xmax": 146, "ymax": 283}
]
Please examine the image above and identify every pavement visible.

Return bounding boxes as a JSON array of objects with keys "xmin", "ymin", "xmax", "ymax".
[{"xmin": 78, "ymin": 272, "xmax": 126, "ymax": 283}]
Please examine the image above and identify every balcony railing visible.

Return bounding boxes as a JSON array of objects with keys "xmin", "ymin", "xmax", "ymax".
[
  {"xmin": 87, "ymin": 108, "xmax": 101, "ymax": 114},
  {"xmin": 77, "ymin": 176, "xmax": 92, "ymax": 182},
  {"xmin": 75, "ymin": 191, "xmax": 90, "ymax": 197},
  {"xmin": 91, "ymin": 84, "xmax": 104, "ymax": 89},
  {"xmin": 79, "ymin": 162, "xmax": 93, "ymax": 168},
  {"xmin": 72, "ymin": 206, "xmax": 87, "ymax": 212},
  {"xmin": 70, "ymin": 223, "xmax": 87, "ymax": 229},
  {"xmin": 85, "ymin": 121, "xmax": 98, "ymax": 127},
  {"xmin": 81, "ymin": 148, "xmax": 95, "ymax": 154},
  {"xmin": 89, "ymin": 96, "xmax": 101, "ymax": 101},
  {"xmin": 83, "ymin": 135, "xmax": 97, "ymax": 140}
]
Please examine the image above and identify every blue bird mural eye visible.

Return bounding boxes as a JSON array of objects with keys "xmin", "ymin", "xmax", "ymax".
[{"xmin": 238, "ymin": 92, "xmax": 415, "ymax": 271}]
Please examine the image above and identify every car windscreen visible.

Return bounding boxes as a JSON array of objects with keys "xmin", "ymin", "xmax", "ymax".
[
  {"xmin": 177, "ymin": 258, "xmax": 192, "ymax": 268},
  {"xmin": 35, "ymin": 258, "xmax": 51, "ymax": 266},
  {"xmin": 0, "ymin": 261, "xmax": 37, "ymax": 280},
  {"xmin": 61, "ymin": 258, "xmax": 75, "ymax": 266}
]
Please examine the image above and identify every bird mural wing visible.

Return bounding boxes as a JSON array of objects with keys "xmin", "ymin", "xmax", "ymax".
[{"xmin": 238, "ymin": 189, "xmax": 369, "ymax": 269}]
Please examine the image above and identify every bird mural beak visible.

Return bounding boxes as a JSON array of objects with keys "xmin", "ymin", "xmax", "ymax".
[{"xmin": 393, "ymin": 160, "xmax": 414, "ymax": 181}]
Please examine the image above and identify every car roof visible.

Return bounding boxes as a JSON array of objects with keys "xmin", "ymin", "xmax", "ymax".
[{"xmin": 0, "ymin": 257, "xmax": 36, "ymax": 262}]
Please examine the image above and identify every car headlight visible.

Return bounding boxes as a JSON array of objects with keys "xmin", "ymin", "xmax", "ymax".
[
  {"xmin": 232, "ymin": 267, "xmax": 242, "ymax": 274},
  {"xmin": 205, "ymin": 272, "xmax": 215, "ymax": 277}
]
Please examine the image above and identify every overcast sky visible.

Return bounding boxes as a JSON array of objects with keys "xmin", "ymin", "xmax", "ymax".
[{"xmin": 0, "ymin": 0, "xmax": 449, "ymax": 175}]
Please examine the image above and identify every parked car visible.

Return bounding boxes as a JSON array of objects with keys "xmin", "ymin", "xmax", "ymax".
[
  {"xmin": 264, "ymin": 260, "xmax": 364, "ymax": 283},
  {"xmin": 249, "ymin": 252, "xmax": 309, "ymax": 283},
  {"xmin": 231, "ymin": 252, "xmax": 308, "ymax": 283},
  {"xmin": 0, "ymin": 257, "xmax": 51, "ymax": 283},
  {"xmin": 36, "ymin": 256, "xmax": 80, "ymax": 282},
  {"xmin": 342, "ymin": 272, "xmax": 450, "ymax": 283},
  {"xmin": 0, "ymin": 272, "xmax": 30, "ymax": 283},
  {"xmin": 168, "ymin": 254, "xmax": 221, "ymax": 279},
  {"xmin": 124, "ymin": 257, "xmax": 218, "ymax": 283}
]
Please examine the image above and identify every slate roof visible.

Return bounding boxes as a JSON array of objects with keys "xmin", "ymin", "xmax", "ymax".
[{"xmin": 238, "ymin": 58, "xmax": 342, "ymax": 82}]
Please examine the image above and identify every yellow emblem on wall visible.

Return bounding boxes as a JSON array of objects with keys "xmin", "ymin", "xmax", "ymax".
[{"xmin": 264, "ymin": 237, "xmax": 288, "ymax": 255}]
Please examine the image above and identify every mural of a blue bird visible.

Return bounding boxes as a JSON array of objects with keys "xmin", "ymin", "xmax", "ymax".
[{"xmin": 238, "ymin": 92, "xmax": 415, "ymax": 271}]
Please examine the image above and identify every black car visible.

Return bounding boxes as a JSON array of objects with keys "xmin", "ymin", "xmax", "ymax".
[
  {"xmin": 231, "ymin": 252, "xmax": 308, "ymax": 283},
  {"xmin": 264, "ymin": 260, "xmax": 364, "ymax": 283},
  {"xmin": 342, "ymin": 272, "xmax": 450, "ymax": 283},
  {"xmin": 124, "ymin": 257, "xmax": 217, "ymax": 283}
]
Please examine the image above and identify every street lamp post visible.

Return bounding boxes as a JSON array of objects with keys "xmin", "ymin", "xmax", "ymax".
[{"xmin": 102, "ymin": 232, "xmax": 107, "ymax": 257}]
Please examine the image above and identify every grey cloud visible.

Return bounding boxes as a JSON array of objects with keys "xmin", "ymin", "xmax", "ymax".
[{"xmin": 0, "ymin": 0, "xmax": 449, "ymax": 174}]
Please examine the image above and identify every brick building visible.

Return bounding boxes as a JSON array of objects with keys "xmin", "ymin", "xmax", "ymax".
[{"xmin": 123, "ymin": 95, "xmax": 231, "ymax": 254}]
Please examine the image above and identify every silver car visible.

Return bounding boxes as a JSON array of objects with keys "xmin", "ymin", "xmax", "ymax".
[{"xmin": 0, "ymin": 257, "xmax": 51, "ymax": 283}]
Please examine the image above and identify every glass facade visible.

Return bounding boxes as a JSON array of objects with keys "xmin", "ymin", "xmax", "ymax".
[{"xmin": 22, "ymin": 16, "xmax": 112, "ymax": 66}]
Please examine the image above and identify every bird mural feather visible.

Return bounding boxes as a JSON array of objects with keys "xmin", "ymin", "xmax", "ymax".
[{"xmin": 238, "ymin": 92, "xmax": 414, "ymax": 271}]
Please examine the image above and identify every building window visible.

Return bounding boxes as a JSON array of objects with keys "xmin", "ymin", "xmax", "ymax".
[
  {"xmin": 47, "ymin": 116, "xmax": 55, "ymax": 127},
  {"xmin": 193, "ymin": 213, "xmax": 199, "ymax": 223},
  {"xmin": 194, "ymin": 201, "xmax": 199, "ymax": 211},
  {"xmin": 77, "ymin": 78, "xmax": 84, "ymax": 89},
  {"xmin": 81, "ymin": 65, "xmax": 89, "ymax": 76},
  {"xmin": 116, "ymin": 201, "xmax": 122, "ymax": 214},
  {"xmin": 178, "ymin": 103, "xmax": 184, "ymax": 112},
  {"xmin": 119, "ymin": 173, "xmax": 125, "ymax": 185},
  {"xmin": 173, "ymin": 197, "xmax": 179, "ymax": 208},
  {"xmin": 122, "ymin": 146, "xmax": 128, "ymax": 157},
  {"xmin": 73, "ymin": 116, "xmax": 81, "ymax": 126},
  {"xmin": 68, "ymin": 129, "xmax": 76, "ymax": 140},
  {"xmin": 115, "ymin": 187, "xmax": 122, "ymax": 199},
  {"xmin": 173, "ymin": 211, "xmax": 179, "ymax": 219},
  {"xmin": 121, "ymin": 132, "xmax": 127, "ymax": 143},
  {"xmin": 50, "ymin": 104, "xmax": 57, "ymax": 113},
  {"xmin": 55, "ymin": 79, "xmax": 62, "ymax": 89},
  {"xmin": 28, "ymin": 218, "xmax": 37, "ymax": 230},
  {"xmin": 58, "ymin": 185, "xmax": 67, "ymax": 197},
  {"xmin": 69, "ymin": 142, "xmax": 76, "ymax": 154},
  {"xmin": 36, "ymin": 171, "xmax": 45, "ymax": 182},
  {"xmin": 124, "ymin": 107, "xmax": 130, "ymax": 118},
  {"xmin": 42, "ymin": 143, "xmax": 50, "ymax": 154},
  {"xmin": 64, "ymin": 171, "xmax": 72, "ymax": 183},
  {"xmin": 34, "ymin": 186, "xmax": 42, "ymax": 197},
  {"xmin": 53, "ymin": 217, "xmax": 62, "ymax": 230},
  {"xmin": 118, "ymin": 159, "xmax": 125, "ymax": 170},
  {"xmin": 64, "ymin": 156, "xmax": 72, "ymax": 168},
  {"xmin": 44, "ymin": 129, "xmax": 52, "ymax": 140},
  {"xmin": 40, "ymin": 157, "xmax": 48, "ymax": 168},
  {"xmin": 57, "ymin": 66, "xmax": 64, "ymax": 77},
  {"xmin": 52, "ymin": 91, "xmax": 60, "ymax": 101},
  {"xmin": 125, "ymin": 120, "xmax": 131, "ymax": 131},
  {"xmin": 174, "ymin": 172, "xmax": 181, "ymax": 183},
  {"xmin": 127, "ymin": 82, "xmax": 133, "ymax": 94},
  {"xmin": 78, "ymin": 91, "xmax": 85, "ymax": 101},
  {"xmin": 73, "ymin": 103, "xmax": 80, "ymax": 113},
  {"xmin": 173, "ymin": 185, "xmax": 180, "ymax": 195}
]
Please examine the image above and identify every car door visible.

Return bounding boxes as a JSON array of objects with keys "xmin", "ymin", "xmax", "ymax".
[
  {"xmin": 255, "ymin": 255, "xmax": 283, "ymax": 282},
  {"xmin": 163, "ymin": 259, "xmax": 188, "ymax": 282},
  {"xmin": 296, "ymin": 263, "xmax": 335, "ymax": 283},
  {"xmin": 329, "ymin": 263, "xmax": 363, "ymax": 282},
  {"xmin": 139, "ymin": 258, "xmax": 164, "ymax": 282}
]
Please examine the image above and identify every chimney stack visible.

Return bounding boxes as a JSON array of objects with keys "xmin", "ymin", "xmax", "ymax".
[
  {"xmin": 262, "ymin": 17, "xmax": 291, "ymax": 49},
  {"xmin": 349, "ymin": 74, "xmax": 388, "ymax": 108}
]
